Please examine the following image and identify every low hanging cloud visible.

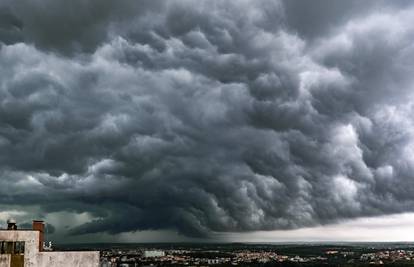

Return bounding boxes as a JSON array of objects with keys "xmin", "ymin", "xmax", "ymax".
[{"xmin": 1, "ymin": 0, "xmax": 414, "ymax": 238}]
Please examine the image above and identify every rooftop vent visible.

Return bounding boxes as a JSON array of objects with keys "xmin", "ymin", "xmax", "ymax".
[{"xmin": 6, "ymin": 218, "xmax": 17, "ymax": 230}]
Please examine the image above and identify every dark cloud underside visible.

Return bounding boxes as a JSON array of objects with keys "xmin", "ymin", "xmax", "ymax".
[{"xmin": 1, "ymin": 0, "xmax": 414, "ymax": 239}]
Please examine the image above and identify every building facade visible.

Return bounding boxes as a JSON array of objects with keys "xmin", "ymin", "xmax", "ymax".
[
  {"xmin": 143, "ymin": 250, "xmax": 165, "ymax": 258},
  {"xmin": 0, "ymin": 221, "xmax": 99, "ymax": 267}
]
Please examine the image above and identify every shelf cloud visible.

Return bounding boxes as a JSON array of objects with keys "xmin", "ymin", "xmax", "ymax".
[{"xmin": 1, "ymin": 0, "xmax": 414, "ymax": 239}]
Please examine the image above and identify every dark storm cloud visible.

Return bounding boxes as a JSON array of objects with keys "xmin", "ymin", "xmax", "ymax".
[
  {"xmin": 0, "ymin": 0, "xmax": 163, "ymax": 54},
  {"xmin": 0, "ymin": 5, "xmax": 23, "ymax": 45},
  {"xmin": 1, "ymin": 0, "xmax": 414, "ymax": 239},
  {"xmin": 19, "ymin": 222, "xmax": 56, "ymax": 234},
  {"xmin": 282, "ymin": 0, "xmax": 414, "ymax": 39}
]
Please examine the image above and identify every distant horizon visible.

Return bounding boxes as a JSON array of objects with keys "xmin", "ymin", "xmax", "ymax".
[{"xmin": 52, "ymin": 241, "xmax": 414, "ymax": 246}]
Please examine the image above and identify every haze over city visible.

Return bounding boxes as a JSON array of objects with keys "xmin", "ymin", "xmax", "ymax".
[{"xmin": 1, "ymin": 0, "xmax": 414, "ymax": 244}]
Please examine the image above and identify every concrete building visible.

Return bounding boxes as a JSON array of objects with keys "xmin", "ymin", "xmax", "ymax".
[
  {"xmin": 0, "ymin": 220, "xmax": 99, "ymax": 267},
  {"xmin": 143, "ymin": 250, "xmax": 165, "ymax": 258}
]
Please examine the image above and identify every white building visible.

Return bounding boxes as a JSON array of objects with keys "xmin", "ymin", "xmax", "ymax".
[
  {"xmin": 0, "ymin": 220, "xmax": 99, "ymax": 267},
  {"xmin": 143, "ymin": 250, "xmax": 165, "ymax": 258}
]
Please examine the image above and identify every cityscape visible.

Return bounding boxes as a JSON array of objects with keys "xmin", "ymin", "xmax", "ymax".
[
  {"xmin": 5, "ymin": 220, "xmax": 414, "ymax": 266},
  {"xmin": 92, "ymin": 243, "xmax": 414, "ymax": 266}
]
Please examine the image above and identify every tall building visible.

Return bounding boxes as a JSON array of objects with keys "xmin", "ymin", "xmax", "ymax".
[{"xmin": 0, "ymin": 220, "xmax": 99, "ymax": 267}]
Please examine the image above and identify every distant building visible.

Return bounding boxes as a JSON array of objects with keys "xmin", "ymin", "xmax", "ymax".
[
  {"xmin": 143, "ymin": 250, "xmax": 165, "ymax": 258},
  {"xmin": 0, "ymin": 220, "xmax": 99, "ymax": 267},
  {"xmin": 207, "ymin": 259, "xmax": 219, "ymax": 264}
]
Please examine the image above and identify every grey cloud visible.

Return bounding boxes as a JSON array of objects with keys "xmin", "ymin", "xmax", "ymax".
[
  {"xmin": 1, "ymin": 0, "xmax": 163, "ymax": 54},
  {"xmin": 19, "ymin": 222, "xmax": 56, "ymax": 234},
  {"xmin": 282, "ymin": 0, "xmax": 414, "ymax": 39},
  {"xmin": 0, "ymin": 6, "xmax": 23, "ymax": 45},
  {"xmin": 1, "ymin": 0, "xmax": 414, "ymax": 240}
]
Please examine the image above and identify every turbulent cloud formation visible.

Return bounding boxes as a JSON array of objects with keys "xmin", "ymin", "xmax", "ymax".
[{"xmin": 1, "ymin": 0, "xmax": 414, "ymax": 239}]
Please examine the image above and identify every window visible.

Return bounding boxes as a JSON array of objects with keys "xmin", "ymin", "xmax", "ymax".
[{"xmin": 0, "ymin": 241, "xmax": 25, "ymax": 255}]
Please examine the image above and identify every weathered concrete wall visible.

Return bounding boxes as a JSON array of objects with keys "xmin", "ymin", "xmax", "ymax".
[
  {"xmin": 0, "ymin": 231, "xmax": 39, "ymax": 267},
  {"xmin": 0, "ymin": 230, "xmax": 100, "ymax": 267},
  {"xmin": 36, "ymin": 252, "xmax": 100, "ymax": 267},
  {"xmin": 0, "ymin": 255, "xmax": 11, "ymax": 267}
]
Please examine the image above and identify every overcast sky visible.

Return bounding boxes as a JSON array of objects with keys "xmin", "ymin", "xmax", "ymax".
[{"xmin": 1, "ymin": 0, "xmax": 414, "ymax": 243}]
